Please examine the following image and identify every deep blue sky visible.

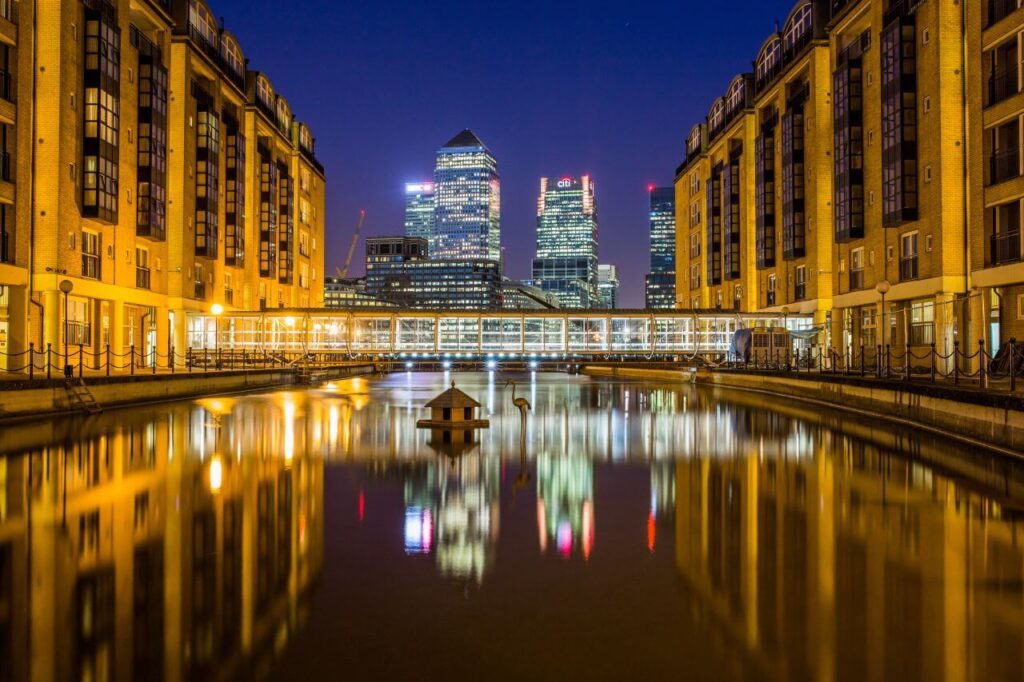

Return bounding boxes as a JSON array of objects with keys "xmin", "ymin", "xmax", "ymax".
[{"xmin": 215, "ymin": 0, "xmax": 790, "ymax": 306}]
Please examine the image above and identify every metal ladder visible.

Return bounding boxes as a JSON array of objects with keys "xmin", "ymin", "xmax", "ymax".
[{"xmin": 65, "ymin": 377, "xmax": 102, "ymax": 414}]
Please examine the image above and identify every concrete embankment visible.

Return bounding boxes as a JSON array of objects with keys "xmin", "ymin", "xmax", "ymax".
[{"xmin": 0, "ymin": 365, "xmax": 374, "ymax": 421}]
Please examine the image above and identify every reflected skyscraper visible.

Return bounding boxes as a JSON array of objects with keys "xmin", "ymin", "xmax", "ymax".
[
  {"xmin": 532, "ymin": 175, "xmax": 599, "ymax": 308},
  {"xmin": 433, "ymin": 130, "xmax": 501, "ymax": 262},
  {"xmin": 536, "ymin": 455, "xmax": 594, "ymax": 559}
]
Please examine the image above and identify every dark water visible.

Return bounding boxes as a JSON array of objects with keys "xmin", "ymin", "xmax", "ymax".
[{"xmin": 1, "ymin": 372, "xmax": 1023, "ymax": 681}]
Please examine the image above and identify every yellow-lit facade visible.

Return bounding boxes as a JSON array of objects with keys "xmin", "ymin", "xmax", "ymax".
[
  {"xmin": 0, "ymin": 0, "xmax": 326, "ymax": 371},
  {"xmin": 676, "ymin": 0, "xmax": 1024, "ymax": 363}
]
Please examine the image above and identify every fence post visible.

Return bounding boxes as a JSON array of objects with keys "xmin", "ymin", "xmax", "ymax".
[
  {"xmin": 953, "ymin": 340, "xmax": 960, "ymax": 386},
  {"xmin": 46, "ymin": 344, "xmax": 51, "ymax": 380},
  {"xmin": 152, "ymin": 348, "xmax": 157, "ymax": 375},
  {"xmin": 979, "ymin": 339, "xmax": 988, "ymax": 390},
  {"xmin": 876, "ymin": 345, "xmax": 882, "ymax": 378},
  {"xmin": 170, "ymin": 345, "xmax": 175, "ymax": 374},
  {"xmin": 28, "ymin": 342, "xmax": 34, "ymax": 380},
  {"xmin": 130, "ymin": 344, "xmax": 136, "ymax": 376},
  {"xmin": 860, "ymin": 345, "xmax": 865, "ymax": 377},
  {"xmin": 905, "ymin": 345, "xmax": 912, "ymax": 382},
  {"xmin": 78, "ymin": 344, "xmax": 84, "ymax": 379},
  {"xmin": 1011, "ymin": 339, "xmax": 1018, "ymax": 393},
  {"xmin": 930, "ymin": 343, "xmax": 937, "ymax": 383},
  {"xmin": 105, "ymin": 344, "xmax": 111, "ymax": 377},
  {"xmin": 188, "ymin": 347, "xmax": 193, "ymax": 373}
]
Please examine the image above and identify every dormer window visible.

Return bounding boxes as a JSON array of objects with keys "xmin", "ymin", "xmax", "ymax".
[
  {"xmin": 756, "ymin": 36, "xmax": 781, "ymax": 86},
  {"xmin": 220, "ymin": 36, "xmax": 244, "ymax": 79},
  {"xmin": 188, "ymin": 0, "xmax": 218, "ymax": 48},
  {"xmin": 276, "ymin": 99, "xmax": 291, "ymax": 130},
  {"xmin": 726, "ymin": 77, "xmax": 746, "ymax": 114},
  {"xmin": 257, "ymin": 76, "xmax": 274, "ymax": 110},
  {"xmin": 783, "ymin": 2, "xmax": 813, "ymax": 55},
  {"xmin": 687, "ymin": 126, "xmax": 701, "ymax": 155},
  {"xmin": 709, "ymin": 99, "xmax": 725, "ymax": 133}
]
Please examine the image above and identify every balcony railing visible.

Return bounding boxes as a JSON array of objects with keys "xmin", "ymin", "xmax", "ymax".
[
  {"xmin": 989, "ymin": 148, "xmax": 1021, "ymax": 185},
  {"xmin": 900, "ymin": 255, "xmax": 919, "ymax": 281},
  {"xmin": 988, "ymin": 68, "xmax": 1019, "ymax": 106},
  {"xmin": 0, "ymin": 0, "xmax": 14, "ymax": 22},
  {"xmin": 0, "ymin": 151, "xmax": 11, "ymax": 183},
  {"xmin": 989, "ymin": 0, "xmax": 1022, "ymax": 27},
  {"xmin": 136, "ymin": 266, "xmax": 151, "ymax": 290},
  {"xmin": 794, "ymin": 282, "xmax": 806, "ymax": 301},
  {"xmin": 194, "ymin": 281, "xmax": 207, "ymax": 300},
  {"xmin": 991, "ymin": 230, "xmax": 1022, "ymax": 265},
  {"xmin": 0, "ymin": 228, "xmax": 9, "ymax": 263},
  {"xmin": 766, "ymin": 290, "xmax": 776, "ymax": 307},
  {"xmin": 849, "ymin": 269, "xmax": 865, "ymax": 291}
]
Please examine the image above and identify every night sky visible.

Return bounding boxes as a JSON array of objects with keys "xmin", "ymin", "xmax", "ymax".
[{"xmin": 214, "ymin": 0, "xmax": 790, "ymax": 306}]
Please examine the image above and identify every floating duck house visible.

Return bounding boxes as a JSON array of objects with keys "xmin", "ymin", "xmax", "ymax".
[{"xmin": 417, "ymin": 382, "xmax": 490, "ymax": 430}]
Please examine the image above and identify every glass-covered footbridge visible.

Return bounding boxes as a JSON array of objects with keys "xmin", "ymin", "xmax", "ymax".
[{"xmin": 186, "ymin": 309, "xmax": 815, "ymax": 359}]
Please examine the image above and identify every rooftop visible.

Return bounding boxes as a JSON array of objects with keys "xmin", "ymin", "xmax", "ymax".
[{"xmin": 424, "ymin": 383, "xmax": 482, "ymax": 409}]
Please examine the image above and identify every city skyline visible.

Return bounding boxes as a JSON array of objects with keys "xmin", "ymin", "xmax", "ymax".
[{"xmin": 205, "ymin": 0, "xmax": 787, "ymax": 307}]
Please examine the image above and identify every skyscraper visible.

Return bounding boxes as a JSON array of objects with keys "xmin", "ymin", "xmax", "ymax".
[
  {"xmin": 433, "ymin": 130, "xmax": 501, "ymax": 262},
  {"xmin": 645, "ymin": 186, "xmax": 676, "ymax": 309},
  {"xmin": 532, "ymin": 175, "xmax": 599, "ymax": 308},
  {"xmin": 404, "ymin": 182, "xmax": 435, "ymax": 243},
  {"xmin": 597, "ymin": 264, "xmax": 620, "ymax": 309}
]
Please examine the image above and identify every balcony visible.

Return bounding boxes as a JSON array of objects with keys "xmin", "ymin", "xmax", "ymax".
[
  {"xmin": 136, "ymin": 266, "xmax": 151, "ymax": 290},
  {"xmin": 989, "ymin": 148, "xmax": 1021, "ymax": 185},
  {"xmin": 988, "ymin": 68, "xmax": 1020, "ymax": 107},
  {"xmin": 0, "ymin": 0, "xmax": 16, "ymax": 47},
  {"xmin": 194, "ymin": 281, "xmax": 207, "ymax": 300},
  {"xmin": 900, "ymin": 256, "xmax": 919, "ymax": 281},
  {"xmin": 991, "ymin": 230, "xmax": 1022, "ymax": 265},
  {"xmin": 849, "ymin": 269, "xmax": 865, "ymax": 291},
  {"xmin": 989, "ymin": 0, "xmax": 1022, "ymax": 27}
]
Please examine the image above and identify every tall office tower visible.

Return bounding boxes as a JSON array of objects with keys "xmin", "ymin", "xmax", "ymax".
[
  {"xmin": 404, "ymin": 182, "xmax": 435, "ymax": 243},
  {"xmin": 531, "ymin": 176, "xmax": 599, "ymax": 308},
  {"xmin": 597, "ymin": 264, "xmax": 620, "ymax": 309},
  {"xmin": 645, "ymin": 186, "xmax": 677, "ymax": 309},
  {"xmin": 433, "ymin": 130, "xmax": 501, "ymax": 262}
]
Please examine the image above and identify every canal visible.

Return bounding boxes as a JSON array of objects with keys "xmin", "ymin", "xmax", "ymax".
[{"xmin": 0, "ymin": 372, "xmax": 1022, "ymax": 681}]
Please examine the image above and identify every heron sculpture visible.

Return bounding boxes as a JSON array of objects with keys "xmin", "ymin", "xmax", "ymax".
[{"xmin": 506, "ymin": 379, "xmax": 532, "ymax": 509}]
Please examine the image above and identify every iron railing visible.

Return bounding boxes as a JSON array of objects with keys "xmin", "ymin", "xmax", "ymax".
[
  {"xmin": 989, "ymin": 0, "xmax": 1021, "ymax": 27},
  {"xmin": 989, "ymin": 147, "xmax": 1021, "ymax": 185},
  {"xmin": 988, "ymin": 67, "xmax": 1019, "ymax": 107},
  {"xmin": 991, "ymin": 230, "xmax": 1022, "ymax": 265}
]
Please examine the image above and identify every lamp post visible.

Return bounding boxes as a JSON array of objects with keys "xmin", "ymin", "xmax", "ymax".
[
  {"xmin": 211, "ymin": 303, "xmax": 223, "ymax": 368},
  {"xmin": 58, "ymin": 279, "xmax": 73, "ymax": 378},
  {"xmin": 876, "ymin": 280, "xmax": 891, "ymax": 349}
]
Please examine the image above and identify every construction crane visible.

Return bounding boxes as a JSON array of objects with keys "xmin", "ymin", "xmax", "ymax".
[{"xmin": 336, "ymin": 209, "xmax": 366, "ymax": 279}]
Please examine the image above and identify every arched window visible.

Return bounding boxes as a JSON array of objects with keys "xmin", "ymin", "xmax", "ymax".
[
  {"xmin": 756, "ymin": 36, "xmax": 781, "ymax": 85},
  {"xmin": 783, "ymin": 2, "xmax": 813, "ymax": 54},
  {"xmin": 257, "ymin": 76, "xmax": 274, "ymax": 109},
  {"xmin": 709, "ymin": 99, "xmax": 725, "ymax": 132},
  {"xmin": 726, "ymin": 77, "xmax": 746, "ymax": 114},
  {"xmin": 687, "ymin": 125, "xmax": 702, "ymax": 155},
  {"xmin": 220, "ymin": 35, "xmax": 244, "ymax": 79},
  {"xmin": 276, "ymin": 98, "xmax": 291, "ymax": 130},
  {"xmin": 188, "ymin": 0, "xmax": 218, "ymax": 47}
]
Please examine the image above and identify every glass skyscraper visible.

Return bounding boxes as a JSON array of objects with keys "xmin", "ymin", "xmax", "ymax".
[
  {"xmin": 404, "ymin": 182, "xmax": 435, "ymax": 243},
  {"xmin": 531, "ymin": 175, "xmax": 599, "ymax": 308},
  {"xmin": 645, "ymin": 186, "xmax": 676, "ymax": 309},
  {"xmin": 597, "ymin": 264, "xmax": 619, "ymax": 309},
  {"xmin": 433, "ymin": 130, "xmax": 501, "ymax": 262}
]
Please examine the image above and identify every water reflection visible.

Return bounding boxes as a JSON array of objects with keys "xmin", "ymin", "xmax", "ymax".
[{"xmin": 0, "ymin": 372, "xmax": 1022, "ymax": 680}]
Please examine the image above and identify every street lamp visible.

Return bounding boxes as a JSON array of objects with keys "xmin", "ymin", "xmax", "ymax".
[
  {"xmin": 58, "ymin": 279, "xmax": 73, "ymax": 378},
  {"xmin": 876, "ymin": 280, "xmax": 891, "ymax": 349},
  {"xmin": 210, "ymin": 303, "xmax": 224, "ymax": 361}
]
